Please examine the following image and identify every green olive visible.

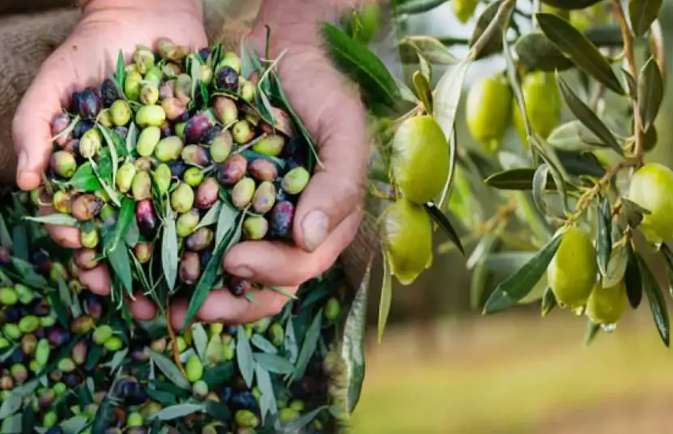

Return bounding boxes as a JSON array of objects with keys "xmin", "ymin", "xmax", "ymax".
[
  {"xmin": 628, "ymin": 163, "xmax": 673, "ymax": 243},
  {"xmin": 586, "ymin": 279, "xmax": 627, "ymax": 326},
  {"xmin": 391, "ymin": 115, "xmax": 448, "ymax": 204}
]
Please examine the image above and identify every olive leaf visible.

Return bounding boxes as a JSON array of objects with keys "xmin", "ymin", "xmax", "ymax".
[
  {"xmin": 532, "ymin": 164, "xmax": 551, "ymax": 216},
  {"xmin": 638, "ymin": 253, "xmax": 669, "ymax": 346},
  {"xmin": 425, "ymin": 203, "xmax": 464, "ymax": 256},
  {"xmin": 126, "ymin": 122, "xmax": 138, "ymax": 154},
  {"xmin": 252, "ymin": 353, "xmax": 294, "ymax": 375},
  {"xmin": 378, "ymin": 249, "xmax": 392, "ymax": 344},
  {"xmin": 604, "ymin": 243, "xmax": 628, "ymax": 288},
  {"xmin": 621, "ymin": 197, "xmax": 650, "ymax": 229},
  {"xmin": 584, "ymin": 320, "xmax": 601, "ymax": 346},
  {"xmin": 148, "ymin": 350, "xmax": 191, "ymax": 390},
  {"xmin": 396, "ymin": 0, "xmax": 445, "ymax": 15},
  {"xmin": 98, "ymin": 125, "xmax": 120, "ymax": 189},
  {"xmin": 255, "ymin": 364, "xmax": 277, "ymax": 423},
  {"xmin": 624, "ymin": 241, "xmax": 643, "ymax": 308},
  {"xmin": 467, "ymin": 233, "xmax": 499, "ymax": 270},
  {"xmin": 541, "ymin": 286, "xmax": 557, "ymax": 317},
  {"xmin": 191, "ymin": 323, "xmax": 209, "ymax": 363},
  {"xmin": 557, "ymin": 150, "xmax": 606, "ymax": 178},
  {"xmin": 400, "ymin": 36, "xmax": 459, "ymax": 65},
  {"xmin": 150, "ymin": 404, "xmax": 205, "ymax": 421},
  {"xmin": 596, "ymin": 196, "xmax": 612, "ymax": 276},
  {"xmin": 251, "ymin": 334, "xmax": 278, "ymax": 354},
  {"xmin": 433, "ymin": 58, "xmax": 471, "ymax": 140},
  {"xmin": 68, "ymin": 163, "xmax": 102, "ymax": 192},
  {"xmin": 468, "ymin": 0, "xmax": 504, "ymax": 60},
  {"xmin": 412, "ymin": 72, "xmax": 433, "ymax": 116},
  {"xmin": 502, "ymin": 9, "xmax": 533, "ymax": 143},
  {"xmin": 470, "ymin": 257, "xmax": 491, "ymax": 310},
  {"xmin": 483, "ymin": 234, "xmax": 563, "ymax": 314},
  {"xmin": 547, "ymin": 120, "xmax": 615, "ymax": 152},
  {"xmin": 537, "ymin": 13, "xmax": 624, "ymax": 95},
  {"xmin": 24, "ymin": 214, "xmax": 78, "ymax": 227},
  {"xmin": 514, "ymin": 32, "xmax": 573, "ymax": 72},
  {"xmin": 484, "ymin": 168, "xmax": 553, "ymax": 190},
  {"xmin": 556, "ymin": 74, "xmax": 623, "ymax": 155},
  {"xmin": 638, "ymin": 57, "xmax": 664, "ymax": 131},
  {"xmin": 291, "ymin": 309, "xmax": 323, "ymax": 382},
  {"xmin": 342, "ymin": 257, "xmax": 370, "ymax": 414},
  {"xmin": 320, "ymin": 22, "xmax": 399, "ymax": 109},
  {"xmin": 236, "ymin": 327, "xmax": 255, "ymax": 388},
  {"xmin": 540, "ymin": 0, "xmax": 603, "ymax": 9},
  {"xmin": 659, "ymin": 244, "xmax": 673, "ymax": 297},
  {"xmin": 629, "ymin": 0, "xmax": 662, "ymax": 37},
  {"xmin": 162, "ymin": 203, "xmax": 178, "ymax": 293},
  {"xmin": 115, "ymin": 50, "xmax": 125, "ymax": 89}
]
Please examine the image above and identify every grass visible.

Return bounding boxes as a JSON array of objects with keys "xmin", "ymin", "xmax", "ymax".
[{"xmin": 351, "ymin": 308, "xmax": 673, "ymax": 434}]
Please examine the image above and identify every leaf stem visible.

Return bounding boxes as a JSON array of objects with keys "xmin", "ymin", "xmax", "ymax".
[
  {"xmin": 572, "ymin": 157, "xmax": 638, "ymax": 218},
  {"xmin": 469, "ymin": 0, "xmax": 517, "ymax": 60},
  {"xmin": 612, "ymin": 0, "xmax": 644, "ymax": 160}
]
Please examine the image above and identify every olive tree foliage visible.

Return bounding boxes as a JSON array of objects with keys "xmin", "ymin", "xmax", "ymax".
[{"xmin": 325, "ymin": 0, "xmax": 671, "ymax": 346}]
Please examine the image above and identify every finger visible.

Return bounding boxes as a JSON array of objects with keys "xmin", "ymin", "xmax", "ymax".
[
  {"xmin": 39, "ymin": 201, "xmax": 82, "ymax": 249},
  {"xmin": 79, "ymin": 265, "xmax": 111, "ymax": 296},
  {"xmin": 224, "ymin": 210, "xmax": 361, "ymax": 286},
  {"xmin": 170, "ymin": 286, "xmax": 297, "ymax": 327},
  {"xmin": 13, "ymin": 56, "xmax": 72, "ymax": 191},
  {"xmin": 168, "ymin": 298, "xmax": 190, "ymax": 331},
  {"xmin": 128, "ymin": 292, "xmax": 158, "ymax": 321}
]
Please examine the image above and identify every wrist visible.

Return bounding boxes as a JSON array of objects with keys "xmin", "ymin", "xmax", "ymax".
[{"xmin": 80, "ymin": 0, "xmax": 202, "ymax": 21}]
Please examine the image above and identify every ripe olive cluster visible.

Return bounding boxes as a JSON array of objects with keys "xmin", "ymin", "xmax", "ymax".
[{"xmin": 43, "ymin": 37, "xmax": 311, "ymax": 297}]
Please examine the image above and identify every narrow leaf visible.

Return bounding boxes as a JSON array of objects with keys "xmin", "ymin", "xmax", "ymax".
[
  {"xmin": 660, "ymin": 244, "xmax": 673, "ymax": 297},
  {"xmin": 115, "ymin": 50, "xmax": 125, "ymax": 88},
  {"xmin": 547, "ymin": 120, "xmax": 610, "ymax": 152},
  {"xmin": 433, "ymin": 58, "xmax": 471, "ymax": 140},
  {"xmin": 468, "ymin": 0, "xmax": 504, "ymax": 59},
  {"xmin": 108, "ymin": 197, "xmax": 135, "ymax": 252},
  {"xmin": 150, "ymin": 404, "xmax": 205, "ymax": 421},
  {"xmin": 584, "ymin": 320, "xmax": 601, "ymax": 346},
  {"xmin": 320, "ymin": 22, "xmax": 399, "ymax": 106},
  {"xmin": 484, "ymin": 234, "xmax": 564, "ymax": 314},
  {"xmin": 236, "ymin": 327, "xmax": 255, "ymax": 387},
  {"xmin": 412, "ymin": 71, "xmax": 433, "ymax": 114},
  {"xmin": 629, "ymin": 0, "xmax": 662, "ymax": 37},
  {"xmin": 191, "ymin": 323, "xmax": 208, "ymax": 363},
  {"xmin": 24, "ymin": 214, "xmax": 78, "ymax": 226},
  {"xmin": 556, "ymin": 75, "xmax": 623, "ymax": 154},
  {"xmin": 149, "ymin": 350, "xmax": 191, "ymax": 390},
  {"xmin": 292, "ymin": 309, "xmax": 323, "ymax": 381},
  {"xmin": 195, "ymin": 201, "xmax": 222, "ymax": 230},
  {"xmin": 252, "ymin": 352, "xmax": 294, "ymax": 374},
  {"xmin": 68, "ymin": 163, "xmax": 102, "ymax": 192},
  {"xmin": 378, "ymin": 250, "xmax": 392, "ymax": 343},
  {"xmin": 425, "ymin": 202, "xmax": 464, "ymax": 255},
  {"xmin": 624, "ymin": 241, "xmax": 643, "ymax": 308},
  {"xmin": 126, "ymin": 122, "xmax": 138, "ymax": 153},
  {"xmin": 596, "ymin": 196, "xmax": 612, "ymax": 276},
  {"xmin": 541, "ymin": 286, "xmax": 557, "ymax": 317},
  {"xmin": 255, "ymin": 364, "xmax": 277, "ymax": 423},
  {"xmin": 401, "ymin": 35, "xmax": 459, "ymax": 65},
  {"xmin": 215, "ymin": 203, "xmax": 237, "ymax": 247},
  {"xmin": 484, "ymin": 168, "xmax": 555, "ymax": 190},
  {"xmin": 537, "ymin": 13, "xmax": 624, "ymax": 94},
  {"xmin": 251, "ymin": 334, "xmax": 278, "ymax": 354},
  {"xmin": 515, "ymin": 32, "xmax": 573, "ymax": 72},
  {"xmin": 638, "ymin": 57, "xmax": 664, "ymax": 131},
  {"xmin": 532, "ymin": 164, "xmax": 551, "ymax": 216},
  {"xmin": 98, "ymin": 125, "xmax": 119, "ymax": 189},
  {"xmin": 604, "ymin": 243, "xmax": 628, "ymax": 288},
  {"xmin": 162, "ymin": 203, "xmax": 178, "ymax": 292},
  {"xmin": 638, "ymin": 253, "xmax": 670, "ymax": 346}
]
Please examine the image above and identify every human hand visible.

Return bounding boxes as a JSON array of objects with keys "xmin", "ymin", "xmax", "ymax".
[
  {"xmin": 165, "ymin": 7, "xmax": 369, "ymax": 329},
  {"xmin": 12, "ymin": 0, "xmax": 206, "ymax": 305}
]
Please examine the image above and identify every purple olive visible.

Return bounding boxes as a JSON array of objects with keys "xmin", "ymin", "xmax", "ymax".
[
  {"xmin": 72, "ymin": 194, "xmax": 103, "ymax": 221},
  {"xmin": 136, "ymin": 200, "xmax": 158, "ymax": 239},
  {"xmin": 75, "ymin": 248, "xmax": 99, "ymax": 270},
  {"xmin": 84, "ymin": 294, "xmax": 104, "ymax": 319},
  {"xmin": 195, "ymin": 178, "xmax": 219, "ymax": 209},
  {"xmin": 74, "ymin": 87, "xmax": 102, "ymax": 120},
  {"xmin": 159, "ymin": 121, "xmax": 172, "ymax": 138},
  {"xmin": 73, "ymin": 119, "xmax": 95, "ymax": 138},
  {"xmin": 0, "ymin": 246, "xmax": 11, "ymax": 266},
  {"xmin": 179, "ymin": 251, "xmax": 201, "ymax": 284},
  {"xmin": 186, "ymin": 228, "xmax": 214, "ymax": 252},
  {"xmin": 181, "ymin": 145, "xmax": 210, "ymax": 166},
  {"xmin": 184, "ymin": 114, "xmax": 212, "ymax": 144},
  {"xmin": 230, "ymin": 278, "xmax": 251, "ymax": 297},
  {"xmin": 38, "ymin": 389, "xmax": 57, "ymax": 409},
  {"xmin": 48, "ymin": 327, "xmax": 71, "ymax": 347},
  {"xmin": 201, "ymin": 125, "xmax": 223, "ymax": 144},
  {"xmin": 168, "ymin": 160, "xmax": 187, "ymax": 178},
  {"xmin": 51, "ymin": 111, "xmax": 71, "ymax": 147},
  {"xmin": 100, "ymin": 78, "xmax": 122, "ymax": 107},
  {"xmin": 215, "ymin": 66, "xmax": 239, "ymax": 91},
  {"xmin": 134, "ymin": 242, "xmax": 153, "ymax": 264},
  {"xmin": 63, "ymin": 138, "xmax": 79, "ymax": 154},
  {"xmin": 114, "ymin": 126, "xmax": 129, "ymax": 139},
  {"xmin": 269, "ymin": 201, "xmax": 295, "ymax": 238},
  {"xmin": 219, "ymin": 154, "xmax": 247, "ymax": 185},
  {"xmin": 248, "ymin": 159, "xmax": 278, "ymax": 182}
]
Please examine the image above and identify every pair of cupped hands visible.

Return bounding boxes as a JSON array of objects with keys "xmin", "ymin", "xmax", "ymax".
[{"xmin": 12, "ymin": 0, "xmax": 367, "ymax": 328}]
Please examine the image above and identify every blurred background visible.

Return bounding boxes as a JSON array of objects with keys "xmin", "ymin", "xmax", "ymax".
[{"xmin": 349, "ymin": 1, "xmax": 673, "ymax": 432}]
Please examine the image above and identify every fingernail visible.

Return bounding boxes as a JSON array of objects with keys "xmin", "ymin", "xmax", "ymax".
[
  {"xmin": 302, "ymin": 210, "xmax": 328, "ymax": 252},
  {"xmin": 231, "ymin": 265, "xmax": 254, "ymax": 279}
]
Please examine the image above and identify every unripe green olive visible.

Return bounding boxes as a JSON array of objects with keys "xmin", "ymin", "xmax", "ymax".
[
  {"xmin": 252, "ymin": 135, "xmax": 285, "ymax": 156},
  {"xmin": 281, "ymin": 167, "xmax": 310, "ymax": 195},
  {"xmin": 231, "ymin": 178, "xmax": 255, "ymax": 209},
  {"xmin": 140, "ymin": 84, "xmax": 159, "ymax": 106},
  {"xmin": 466, "ymin": 75, "xmax": 512, "ymax": 152},
  {"xmin": 125, "ymin": 71, "xmax": 143, "ymax": 101},
  {"xmin": 586, "ymin": 280, "xmax": 627, "ymax": 326},
  {"xmin": 155, "ymin": 136, "xmax": 185, "ymax": 162},
  {"xmin": 391, "ymin": 115, "xmax": 448, "ymax": 204},
  {"xmin": 110, "ymin": 100, "xmax": 132, "ymax": 126},
  {"xmin": 380, "ymin": 199, "xmax": 433, "ymax": 285},
  {"xmin": 153, "ymin": 164, "xmax": 172, "ymax": 196},
  {"xmin": 512, "ymin": 72, "xmax": 561, "ymax": 142},
  {"xmin": 453, "ymin": 0, "xmax": 479, "ymax": 23},
  {"xmin": 137, "ymin": 126, "xmax": 162, "ymax": 157},
  {"xmin": 135, "ymin": 105, "xmax": 166, "ymax": 128},
  {"xmin": 185, "ymin": 355, "xmax": 204, "ymax": 383},
  {"xmin": 628, "ymin": 163, "xmax": 673, "ymax": 244},
  {"xmin": 116, "ymin": 163, "xmax": 137, "ymax": 193},
  {"xmin": 548, "ymin": 226, "xmax": 597, "ymax": 310},
  {"xmin": 171, "ymin": 183, "xmax": 195, "ymax": 213}
]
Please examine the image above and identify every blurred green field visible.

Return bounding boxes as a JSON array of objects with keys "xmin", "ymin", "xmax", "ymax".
[{"xmin": 351, "ymin": 309, "xmax": 673, "ymax": 434}]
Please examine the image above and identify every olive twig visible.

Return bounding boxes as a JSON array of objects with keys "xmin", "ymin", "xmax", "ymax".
[
  {"xmin": 612, "ymin": 0, "xmax": 644, "ymax": 160},
  {"xmin": 571, "ymin": 158, "xmax": 638, "ymax": 220}
]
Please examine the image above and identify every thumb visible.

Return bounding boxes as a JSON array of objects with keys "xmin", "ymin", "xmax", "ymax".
[{"xmin": 12, "ymin": 57, "xmax": 71, "ymax": 191}]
